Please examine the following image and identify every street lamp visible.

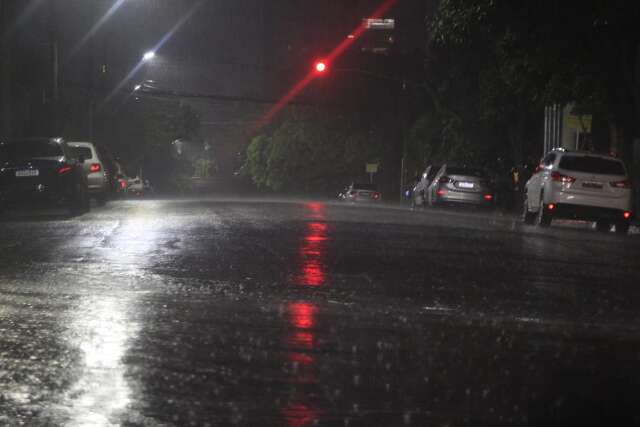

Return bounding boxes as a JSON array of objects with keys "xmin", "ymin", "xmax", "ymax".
[{"xmin": 142, "ymin": 51, "xmax": 156, "ymax": 62}]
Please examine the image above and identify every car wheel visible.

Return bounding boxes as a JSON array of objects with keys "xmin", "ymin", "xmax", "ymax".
[
  {"xmin": 615, "ymin": 221, "xmax": 630, "ymax": 235},
  {"xmin": 522, "ymin": 194, "xmax": 535, "ymax": 225},
  {"xmin": 595, "ymin": 220, "xmax": 611, "ymax": 233},
  {"xmin": 536, "ymin": 196, "xmax": 551, "ymax": 227}
]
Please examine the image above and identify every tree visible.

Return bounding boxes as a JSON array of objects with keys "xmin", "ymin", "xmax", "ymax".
[
  {"xmin": 98, "ymin": 97, "xmax": 200, "ymax": 191},
  {"xmin": 431, "ymin": 0, "xmax": 640, "ymax": 164},
  {"xmin": 244, "ymin": 109, "xmax": 382, "ymax": 193}
]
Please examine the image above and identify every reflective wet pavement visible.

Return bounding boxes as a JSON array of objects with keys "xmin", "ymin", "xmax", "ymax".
[{"xmin": 1, "ymin": 197, "xmax": 640, "ymax": 426}]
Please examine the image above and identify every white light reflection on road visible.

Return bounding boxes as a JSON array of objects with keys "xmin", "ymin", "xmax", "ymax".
[{"xmin": 66, "ymin": 214, "xmax": 160, "ymax": 426}]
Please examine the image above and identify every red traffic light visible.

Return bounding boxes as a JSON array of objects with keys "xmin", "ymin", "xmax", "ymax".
[{"xmin": 314, "ymin": 60, "xmax": 327, "ymax": 74}]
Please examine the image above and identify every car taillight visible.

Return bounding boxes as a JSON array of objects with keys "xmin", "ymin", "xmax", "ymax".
[
  {"xmin": 119, "ymin": 180, "xmax": 127, "ymax": 189},
  {"xmin": 623, "ymin": 211, "xmax": 632, "ymax": 219},
  {"xmin": 373, "ymin": 192, "xmax": 381, "ymax": 199},
  {"xmin": 58, "ymin": 165, "xmax": 72, "ymax": 174},
  {"xmin": 438, "ymin": 176, "xmax": 452, "ymax": 184},
  {"xmin": 551, "ymin": 171, "xmax": 575, "ymax": 184},
  {"xmin": 436, "ymin": 189, "xmax": 447, "ymax": 196},
  {"xmin": 610, "ymin": 179, "xmax": 631, "ymax": 189},
  {"xmin": 90, "ymin": 163, "xmax": 101, "ymax": 173},
  {"xmin": 483, "ymin": 194, "xmax": 493, "ymax": 201},
  {"xmin": 547, "ymin": 203, "xmax": 556, "ymax": 210}
]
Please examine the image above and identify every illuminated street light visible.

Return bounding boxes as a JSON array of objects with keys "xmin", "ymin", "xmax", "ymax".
[{"xmin": 142, "ymin": 51, "xmax": 156, "ymax": 62}]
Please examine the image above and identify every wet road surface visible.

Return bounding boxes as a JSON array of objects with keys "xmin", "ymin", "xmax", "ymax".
[{"xmin": 1, "ymin": 197, "xmax": 640, "ymax": 426}]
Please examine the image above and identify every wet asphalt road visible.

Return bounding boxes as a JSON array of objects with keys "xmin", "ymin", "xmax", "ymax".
[{"xmin": 1, "ymin": 197, "xmax": 640, "ymax": 426}]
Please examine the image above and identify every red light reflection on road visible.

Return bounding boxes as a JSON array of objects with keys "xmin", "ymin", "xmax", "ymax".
[
  {"xmin": 288, "ymin": 302, "xmax": 318, "ymax": 329},
  {"xmin": 296, "ymin": 204, "xmax": 328, "ymax": 287},
  {"xmin": 283, "ymin": 301, "xmax": 321, "ymax": 425},
  {"xmin": 282, "ymin": 403, "xmax": 318, "ymax": 427}
]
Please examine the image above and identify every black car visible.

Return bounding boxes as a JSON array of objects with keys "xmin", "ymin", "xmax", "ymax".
[{"xmin": 0, "ymin": 138, "xmax": 90, "ymax": 215}]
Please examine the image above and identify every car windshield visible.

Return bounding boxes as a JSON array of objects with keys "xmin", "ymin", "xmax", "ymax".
[
  {"xmin": 0, "ymin": 139, "xmax": 63, "ymax": 160},
  {"xmin": 72, "ymin": 146, "xmax": 93, "ymax": 161},
  {"xmin": 559, "ymin": 155, "xmax": 626, "ymax": 175}
]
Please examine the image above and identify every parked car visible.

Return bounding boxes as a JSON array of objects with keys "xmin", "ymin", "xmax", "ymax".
[
  {"xmin": 411, "ymin": 164, "xmax": 440, "ymax": 208},
  {"xmin": 127, "ymin": 177, "xmax": 145, "ymax": 197},
  {"xmin": 0, "ymin": 137, "xmax": 90, "ymax": 215},
  {"xmin": 426, "ymin": 165, "xmax": 495, "ymax": 207},
  {"xmin": 68, "ymin": 141, "xmax": 109, "ymax": 206},
  {"xmin": 339, "ymin": 183, "xmax": 382, "ymax": 203},
  {"xmin": 522, "ymin": 149, "xmax": 633, "ymax": 233}
]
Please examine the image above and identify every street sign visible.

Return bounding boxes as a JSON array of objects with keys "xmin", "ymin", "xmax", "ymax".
[{"xmin": 365, "ymin": 163, "xmax": 379, "ymax": 173}]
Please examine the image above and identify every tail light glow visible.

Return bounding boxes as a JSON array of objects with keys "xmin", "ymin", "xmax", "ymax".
[
  {"xmin": 90, "ymin": 163, "xmax": 102, "ymax": 173},
  {"xmin": 58, "ymin": 165, "xmax": 72, "ymax": 174},
  {"xmin": 483, "ymin": 194, "xmax": 493, "ymax": 201},
  {"xmin": 623, "ymin": 211, "xmax": 632, "ymax": 219},
  {"xmin": 119, "ymin": 180, "xmax": 126, "ymax": 189},
  {"xmin": 610, "ymin": 179, "xmax": 632, "ymax": 189},
  {"xmin": 547, "ymin": 203, "xmax": 556, "ymax": 210},
  {"xmin": 436, "ymin": 189, "xmax": 447, "ymax": 197},
  {"xmin": 551, "ymin": 171, "xmax": 576, "ymax": 184},
  {"xmin": 373, "ymin": 192, "xmax": 381, "ymax": 199}
]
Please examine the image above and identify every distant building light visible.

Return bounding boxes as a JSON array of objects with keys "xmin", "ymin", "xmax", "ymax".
[{"xmin": 364, "ymin": 18, "xmax": 395, "ymax": 30}]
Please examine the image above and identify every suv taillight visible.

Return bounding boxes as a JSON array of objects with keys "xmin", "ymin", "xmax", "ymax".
[
  {"xmin": 58, "ymin": 165, "xmax": 72, "ymax": 174},
  {"xmin": 90, "ymin": 163, "xmax": 102, "ymax": 173},
  {"xmin": 551, "ymin": 171, "xmax": 575, "ymax": 184},
  {"xmin": 610, "ymin": 179, "xmax": 631, "ymax": 189}
]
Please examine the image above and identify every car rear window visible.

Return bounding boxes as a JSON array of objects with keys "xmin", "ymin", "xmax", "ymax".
[
  {"xmin": 0, "ymin": 139, "xmax": 63, "ymax": 160},
  {"xmin": 559, "ymin": 155, "xmax": 625, "ymax": 175},
  {"xmin": 72, "ymin": 146, "xmax": 93, "ymax": 161},
  {"xmin": 446, "ymin": 167, "xmax": 486, "ymax": 178},
  {"xmin": 354, "ymin": 183, "xmax": 376, "ymax": 190}
]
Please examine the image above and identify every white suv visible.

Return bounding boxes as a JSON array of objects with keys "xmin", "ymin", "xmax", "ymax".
[
  {"xmin": 68, "ymin": 142, "xmax": 109, "ymax": 206},
  {"xmin": 523, "ymin": 149, "xmax": 633, "ymax": 234}
]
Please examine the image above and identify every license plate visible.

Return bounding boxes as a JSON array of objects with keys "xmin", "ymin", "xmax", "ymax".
[
  {"xmin": 582, "ymin": 182, "xmax": 603, "ymax": 189},
  {"xmin": 16, "ymin": 169, "xmax": 39, "ymax": 177},
  {"xmin": 457, "ymin": 182, "xmax": 474, "ymax": 189}
]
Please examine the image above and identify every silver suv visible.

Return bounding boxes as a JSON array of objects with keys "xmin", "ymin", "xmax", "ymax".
[
  {"xmin": 68, "ymin": 142, "xmax": 109, "ymax": 206},
  {"xmin": 523, "ymin": 149, "xmax": 633, "ymax": 233}
]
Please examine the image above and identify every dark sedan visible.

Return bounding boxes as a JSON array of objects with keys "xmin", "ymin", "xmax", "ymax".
[{"xmin": 0, "ymin": 138, "xmax": 90, "ymax": 215}]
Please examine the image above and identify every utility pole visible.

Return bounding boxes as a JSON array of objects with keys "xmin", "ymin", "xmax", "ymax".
[
  {"xmin": 49, "ymin": 0, "xmax": 60, "ymax": 135},
  {"xmin": 0, "ymin": 0, "xmax": 12, "ymax": 137}
]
